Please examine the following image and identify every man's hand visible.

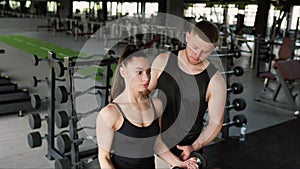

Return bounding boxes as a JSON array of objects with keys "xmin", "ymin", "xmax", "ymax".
[{"xmin": 177, "ymin": 145, "xmax": 194, "ymax": 160}]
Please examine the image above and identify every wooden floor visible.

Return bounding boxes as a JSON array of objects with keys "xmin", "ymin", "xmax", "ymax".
[{"xmin": 0, "ymin": 18, "xmax": 298, "ymax": 168}]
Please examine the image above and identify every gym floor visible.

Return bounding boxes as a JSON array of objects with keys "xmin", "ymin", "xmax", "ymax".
[{"xmin": 0, "ymin": 18, "xmax": 297, "ymax": 168}]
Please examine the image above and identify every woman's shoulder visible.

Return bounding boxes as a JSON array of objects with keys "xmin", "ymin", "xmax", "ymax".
[{"xmin": 98, "ymin": 103, "xmax": 122, "ymax": 123}]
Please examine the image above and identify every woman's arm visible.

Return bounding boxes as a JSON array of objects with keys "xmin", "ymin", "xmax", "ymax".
[
  {"xmin": 152, "ymin": 98, "xmax": 196, "ymax": 169},
  {"xmin": 96, "ymin": 104, "xmax": 121, "ymax": 169}
]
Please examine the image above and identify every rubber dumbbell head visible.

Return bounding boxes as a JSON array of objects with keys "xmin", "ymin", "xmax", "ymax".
[
  {"xmin": 56, "ymin": 86, "xmax": 69, "ymax": 103},
  {"xmin": 33, "ymin": 54, "xmax": 41, "ymax": 66},
  {"xmin": 27, "ymin": 131, "xmax": 44, "ymax": 148},
  {"xmin": 28, "ymin": 113, "xmax": 47, "ymax": 129},
  {"xmin": 190, "ymin": 152, "xmax": 207, "ymax": 169},
  {"xmin": 232, "ymin": 114, "xmax": 247, "ymax": 127},
  {"xmin": 31, "ymin": 95, "xmax": 47, "ymax": 109},
  {"xmin": 221, "ymin": 66, "xmax": 244, "ymax": 77},
  {"xmin": 227, "ymin": 83, "xmax": 243, "ymax": 94},
  {"xmin": 55, "ymin": 111, "xmax": 70, "ymax": 129},
  {"xmin": 225, "ymin": 98, "xmax": 246, "ymax": 111},
  {"xmin": 172, "ymin": 152, "xmax": 208, "ymax": 169},
  {"xmin": 57, "ymin": 134, "xmax": 72, "ymax": 154},
  {"xmin": 233, "ymin": 51, "xmax": 241, "ymax": 58},
  {"xmin": 232, "ymin": 98, "xmax": 246, "ymax": 111},
  {"xmin": 55, "ymin": 158, "xmax": 71, "ymax": 169},
  {"xmin": 232, "ymin": 66, "xmax": 244, "ymax": 76},
  {"xmin": 57, "ymin": 134, "xmax": 96, "ymax": 154}
]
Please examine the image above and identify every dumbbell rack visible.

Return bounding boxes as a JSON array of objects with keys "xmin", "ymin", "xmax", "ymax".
[
  {"xmin": 45, "ymin": 51, "xmax": 66, "ymax": 160},
  {"xmin": 27, "ymin": 51, "xmax": 118, "ymax": 168},
  {"xmin": 220, "ymin": 49, "xmax": 247, "ymax": 141},
  {"xmin": 55, "ymin": 54, "xmax": 118, "ymax": 169},
  {"xmin": 27, "ymin": 51, "xmax": 66, "ymax": 161}
]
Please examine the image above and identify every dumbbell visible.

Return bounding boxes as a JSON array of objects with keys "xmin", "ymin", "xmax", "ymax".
[
  {"xmin": 27, "ymin": 130, "xmax": 69, "ymax": 149},
  {"xmin": 28, "ymin": 112, "xmax": 47, "ymax": 129},
  {"xmin": 223, "ymin": 114, "xmax": 247, "ymax": 128},
  {"xmin": 32, "ymin": 54, "xmax": 65, "ymax": 77},
  {"xmin": 227, "ymin": 83, "xmax": 243, "ymax": 94},
  {"xmin": 220, "ymin": 66, "xmax": 244, "ymax": 77},
  {"xmin": 55, "ymin": 148, "xmax": 98, "ymax": 169},
  {"xmin": 55, "ymin": 158, "xmax": 71, "ymax": 169},
  {"xmin": 211, "ymin": 51, "xmax": 241, "ymax": 58},
  {"xmin": 55, "ymin": 106, "xmax": 101, "ymax": 128},
  {"xmin": 223, "ymin": 114, "xmax": 247, "ymax": 141},
  {"xmin": 225, "ymin": 98, "xmax": 246, "ymax": 111},
  {"xmin": 32, "ymin": 76, "xmax": 48, "ymax": 87},
  {"xmin": 56, "ymin": 134, "xmax": 96, "ymax": 154},
  {"xmin": 56, "ymin": 85, "xmax": 103, "ymax": 104},
  {"xmin": 31, "ymin": 94, "xmax": 48, "ymax": 109},
  {"xmin": 172, "ymin": 152, "xmax": 207, "ymax": 169},
  {"xmin": 27, "ymin": 131, "xmax": 46, "ymax": 148}
]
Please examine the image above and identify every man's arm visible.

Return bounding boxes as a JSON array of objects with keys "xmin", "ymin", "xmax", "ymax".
[
  {"xmin": 192, "ymin": 72, "xmax": 226, "ymax": 150},
  {"xmin": 177, "ymin": 72, "xmax": 226, "ymax": 160},
  {"xmin": 148, "ymin": 52, "xmax": 170, "ymax": 91}
]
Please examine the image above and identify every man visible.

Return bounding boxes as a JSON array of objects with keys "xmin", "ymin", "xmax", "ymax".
[{"xmin": 148, "ymin": 20, "xmax": 226, "ymax": 160}]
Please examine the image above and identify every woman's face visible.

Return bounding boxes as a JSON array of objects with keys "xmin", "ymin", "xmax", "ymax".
[{"xmin": 121, "ymin": 57, "xmax": 151, "ymax": 93}]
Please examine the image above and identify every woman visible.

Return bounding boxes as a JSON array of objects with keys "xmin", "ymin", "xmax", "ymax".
[{"xmin": 96, "ymin": 45, "xmax": 197, "ymax": 169}]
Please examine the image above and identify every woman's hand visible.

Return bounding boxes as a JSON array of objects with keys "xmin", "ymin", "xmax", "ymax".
[{"xmin": 170, "ymin": 157, "xmax": 198, "ymax": 169}]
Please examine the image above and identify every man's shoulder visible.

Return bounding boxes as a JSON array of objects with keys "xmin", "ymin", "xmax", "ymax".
[{"xmin": 152, "ymin": 52, "xmax": 171, "ymax": 67}]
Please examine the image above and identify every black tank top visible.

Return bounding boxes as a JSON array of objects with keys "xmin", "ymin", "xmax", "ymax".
[
  {"xmin": 110, "ymin": 98, "xmax": 159, "ymax": 169},
  {"xmin": 156, "ymin": 50, "xmax": 217, "ymax": 152}
]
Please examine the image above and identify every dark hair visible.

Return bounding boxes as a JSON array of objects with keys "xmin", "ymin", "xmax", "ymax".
[
  {"xmin": 109, "ymin": 45, "xmax": 148, "ymax": 102},
  {"xmin": 191, "ymin": 20, "xmax": 219, "ymax": 44}
]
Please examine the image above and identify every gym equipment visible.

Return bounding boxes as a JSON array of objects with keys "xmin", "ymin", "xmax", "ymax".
[
  {"xmin": 27, "ymin": 51, "xmax": 115, "ymax": 167},
  {"xmin": 212, "ymin": 51, "xmax": 241, "ymax": 58},
  {"xmin": 0, "ymin": 82, "xmax": 18, "ymax": 92},
  {"xmin": 0, "ymin": 76, "xmax": 11, "ymax": 85},
  {"xmin": 55, "ymin": 148, "xmax": 98, "ymax": 169},
  {"xmin": 54, "ymin": 56, "xmax": 118, "ymax": 77},
  {"xmin": 57, "ymin": 134, "xmax": 96, "ymax": 154},
  {"xmin": 172, "ymin": 152, "xmax": 207, "ymax": 169},
  {"xmin": 225, "ymin": 98, "xmax": 246, "ymax": 111},
  {"xmin": 27, "ymin": 130, "xmax": 69, "ymax": 149},
  {"xmin": 220, "ymin": 66, "xmax": 244, "ymax": 77},
  {"xmin": 0, "ymin": 89, "xmax": 30, "ymax": 102},
  {"xmin": 0, "ymin": 97, "xmax": 32, "ymax": 116},
  {"xmin": 27, "ymin": 131, "xmax": 45, "ymax": 148},
  {"xmin": 223, "ymin": 114, "xmax": 247, "ymax": 141},
  {"xmin": 227, "ymin": 83, "xmax": 243, "ymax": 94},
  {"xmin": 33, "ymin": 54, "xmax": 65, "ymax": 77},
  {"xmin": 32, "ymin": 76, "xmax": 48, "ymax": 87},
  {"xmin": 31, "ymin": 94, "xmax": 47, "ymax": 109},
  {"xmin": 55, "ymin": 158, "xmax": 71, "ymax": 169},
  {"xmin": 255, "ymin": 60, "xmax": 300, "ymax": 116},
  {"xmin": 56, "ymin": 85, "xmax": 103, "ymax": 104},
  {"xmin": 223, "ymin": 114, "xmax": 247, "ymax": 127},
  {"xmin": 55, "ymin": 107, "xmax": 101, "ymax": 128},
  {"xmin": 28, "ymin": 113, "xmax": 47, "ymax": 129}
]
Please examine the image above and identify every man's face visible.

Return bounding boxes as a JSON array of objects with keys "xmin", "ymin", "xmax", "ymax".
[{"xmin": 185, "ymin": 32, "xmax": 216, "ymax": 65}]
